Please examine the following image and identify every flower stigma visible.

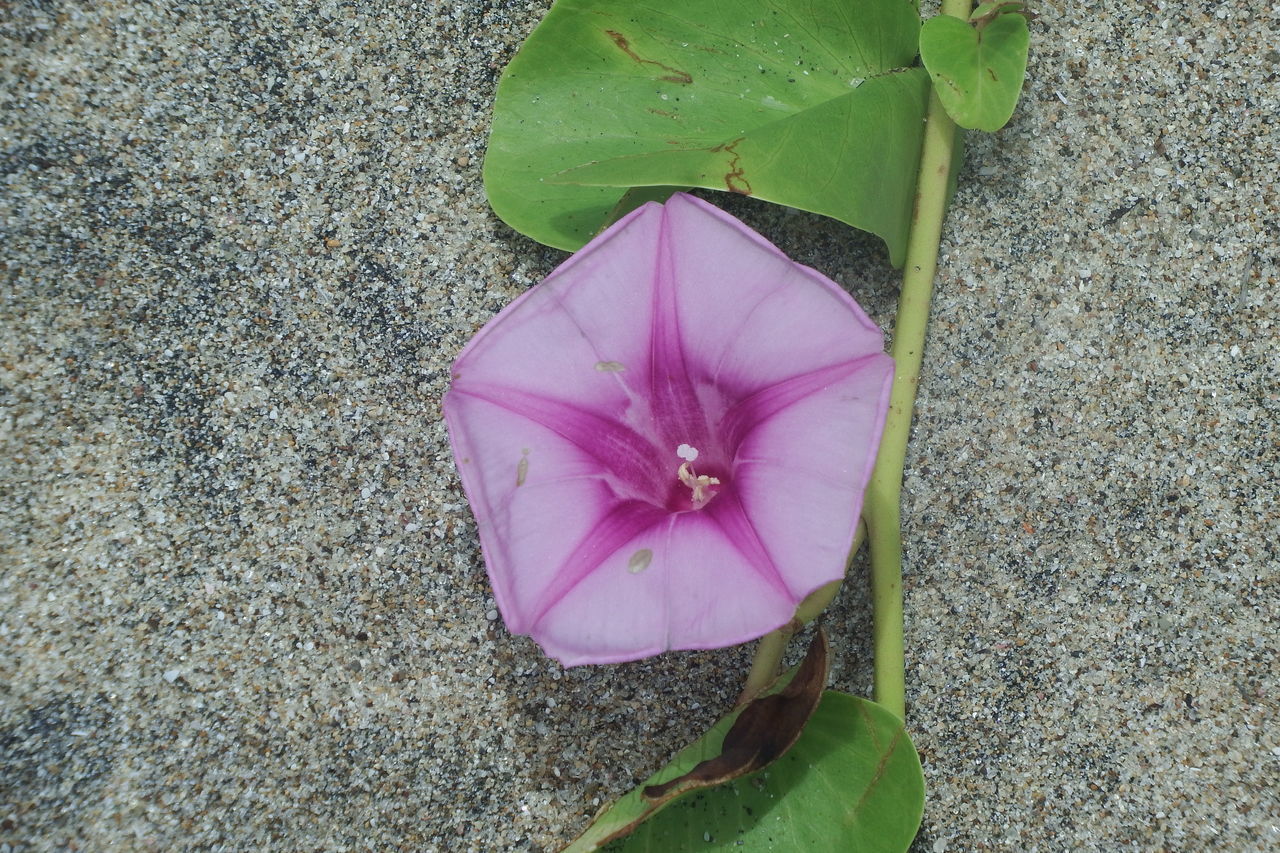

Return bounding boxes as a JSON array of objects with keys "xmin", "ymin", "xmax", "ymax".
[{"xmin": 675, "ymin": 445, "xmax": 720, "ymax": 510}]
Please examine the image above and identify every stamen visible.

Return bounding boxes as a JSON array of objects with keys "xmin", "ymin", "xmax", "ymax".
[
  {"xmin": 677, "ymin": 461, "xmax": 721, "ymax": 510},
  {"xmin": 676, "ymin": 443, "xmax": 699, "ymax": 462}
]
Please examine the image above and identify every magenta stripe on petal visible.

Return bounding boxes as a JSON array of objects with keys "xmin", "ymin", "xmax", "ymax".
[
  {"xmin": 718, "ymin": 353, "xmax": 886, "ymax": 453},
  {"xmin": 527, "ymin": 499, "xmax": 665, "ymax": 629},
  {"xmin": 450, "ymin": 382, "xmax": 665, "ymax": 501},
  {"xmin": 646, "ymin": 208, "xmax": 710, "ymax": 452}
]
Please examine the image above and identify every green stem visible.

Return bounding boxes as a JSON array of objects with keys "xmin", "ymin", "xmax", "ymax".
[
  {"xmin": 863, "ymin": 0, "xmax": 971, "ymax": 721},
  {"xmin": 738, "ymin": 628, "xmax": 792, "ymax": 707},
  {"xmin": 737, "ymin": 526, "xmax": 865, "ymax": 706}
]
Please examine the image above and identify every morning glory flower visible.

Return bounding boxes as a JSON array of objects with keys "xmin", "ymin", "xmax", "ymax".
[{"xmin": 443, "ymin": 193, "xmax": 893, "ymax": 665}]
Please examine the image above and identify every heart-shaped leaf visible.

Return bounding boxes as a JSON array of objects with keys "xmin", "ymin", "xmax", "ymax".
[
  {"xmin": 919, "ymin": 10, "xmax": 1029, "ymax": 132},
  {"xmin": 564, "ymin": 631, "xmax": 830, "ymax": 851},
  {"xmin": 484, "ymin": 0, "xmax": 930, "ymax": 266},
  {"xmin": 591, "ymin": 692, "xmax": 924, "ymax": 852},
  {"xmin": 563, "ymin": 630, "xmax": 923, "ymax": 853}
]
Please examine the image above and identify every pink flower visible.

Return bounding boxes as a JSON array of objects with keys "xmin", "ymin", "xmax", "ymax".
[{"xmin": 443, "ymin": 194, "xmax": 893, "ymax": 665}]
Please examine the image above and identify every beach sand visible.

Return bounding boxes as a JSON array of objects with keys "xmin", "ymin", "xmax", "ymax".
[{"xmin": 2, "ymin": 1, "xmax": 1276, "ymax": 849}]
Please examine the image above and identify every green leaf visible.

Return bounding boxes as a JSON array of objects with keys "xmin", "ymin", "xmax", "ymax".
[
  {"xmin": 919, "ymin": 11, "xmax": 1030, "ymax": 132},
  {"xmin": 484, "ymin": 0, "xmax": 930, "ymax": 266},
  {"xmin": 641, "ymin": 630, "xmax": 829, "ymax": 804},
  {"xmin": 566, "ymin": 692, "xmax": 924, "ymax": 852},
  {"xmin": 565, "ymin": 632, "xmax": 830, "ymax": 851},
  {"xmin": 595, "ymin": 185, "xmax": 686, "ymax": 237},
  {"xmin": 969, "ymin": 0, "xmax": 1025, "ymax": 22}
]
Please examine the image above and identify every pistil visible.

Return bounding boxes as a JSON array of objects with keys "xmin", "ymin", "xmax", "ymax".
[{"xmin": 676, "ymin": 444, "xmax": 721, "ymax": 510}]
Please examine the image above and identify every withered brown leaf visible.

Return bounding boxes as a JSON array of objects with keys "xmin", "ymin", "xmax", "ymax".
[{"xmin": 641, "ymin": 628, "xmax": 829, "ymax": 800}]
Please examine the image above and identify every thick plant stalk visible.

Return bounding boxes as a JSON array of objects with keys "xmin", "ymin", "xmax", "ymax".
[{"xmin": 863, "ymin": 0, "xmax": 972, "ymax": 721}]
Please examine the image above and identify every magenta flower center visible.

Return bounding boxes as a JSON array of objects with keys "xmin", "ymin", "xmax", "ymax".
[
  {"xmin": 612, "ymin": 429, "xmax": 733, "ymax": 515},
  {"xmin": 604, "ymin": 379, "xmax": 742, "ymax": 515}
]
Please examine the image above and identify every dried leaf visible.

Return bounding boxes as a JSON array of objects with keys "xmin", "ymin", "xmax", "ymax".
[{"xmin": 642, "ymin": 629, "xmax": 829, "ymax": 800}]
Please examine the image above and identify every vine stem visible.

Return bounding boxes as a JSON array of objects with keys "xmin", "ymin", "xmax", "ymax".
[
  {"xmin": 741, "ymin": 0, "xmax": 972, "ymax": 718},
  {"xmin": 863, "ymin": 0, "xmax": 972, "ymax": 721}
]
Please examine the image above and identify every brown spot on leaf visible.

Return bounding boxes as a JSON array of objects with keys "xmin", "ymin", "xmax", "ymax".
[
  {"xmin": 641, "ymin": 629, "xmax": 829, "ymax": 800},
  {"xmin": 605, "ymin": 30, "xmax": 693, "ymax": 85},
  {"xmin": 710, "ymin": 137, "xmax": 751, "ymax": 195},
  {"xmin": 851, "ymin": 702, "xmax": 906, "ymax": 815},
  {"xmin": 987, "ymin": 67, "xmax": 999, "ymax": 82}
]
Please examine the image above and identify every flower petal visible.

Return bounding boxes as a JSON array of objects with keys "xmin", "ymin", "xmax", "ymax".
[
  {"xmin": 451, "ymin": 202, "xmax": 662, "ymax": 419},
  {"xmin": 661, "ymin": 193, "xmax": 885, "ymax": 398},
  {"xmin": 732, "ymin": 353, "xmax": 894, "ymax": 593},
  {"xmin": 444, "ymin": 193, "xmax": 894, "ymax": 665},
  {"xmin": 444, "ymin": 392, "xmax": 600, "ymax": 625},
  {"xmin": 533, "ymin": 513, "xmax": 795, "ymax": 665}
]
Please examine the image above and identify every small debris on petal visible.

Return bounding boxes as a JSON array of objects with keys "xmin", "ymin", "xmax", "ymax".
[
  {"xmin": 516, "ymin": 449, "xmax": 530, "ymax": 486},
  {"xmin": 627, "ymin": 549, "xmax": 654, "ymax": 574}
]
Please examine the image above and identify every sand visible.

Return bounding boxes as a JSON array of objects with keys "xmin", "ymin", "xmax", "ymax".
[{"xmin": 2, "ymin": 1, "xmax": 1276, "ymax": 850}]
